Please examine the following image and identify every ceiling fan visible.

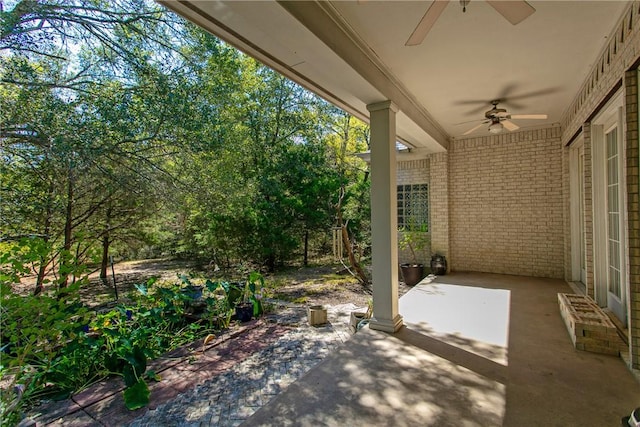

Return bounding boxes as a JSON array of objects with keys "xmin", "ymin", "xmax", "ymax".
[
  {"xmin": 462, "ymin": 100, "xmax": 547, "ymax": 135},
  {"xmin": 406, "ymin": 0, "xmax": 536, "ymax": 46}
]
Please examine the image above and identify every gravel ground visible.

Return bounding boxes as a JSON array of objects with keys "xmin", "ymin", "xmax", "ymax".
[{"xmin": 128, "ymin": 301, "xmax": 362, "ymax": 427}]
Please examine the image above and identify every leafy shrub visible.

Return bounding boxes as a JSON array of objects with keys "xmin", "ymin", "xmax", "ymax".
[
  {"xmin": 1, "ymin": 272, "xmax": 264, "ymax": 424},
  {"xmin": 0, "ymin": 282, "xmax": 92, "ymax": 423}
]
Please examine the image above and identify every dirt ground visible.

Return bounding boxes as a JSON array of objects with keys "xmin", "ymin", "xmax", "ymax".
[
  {"xmin": 13, "ymin": 258, "xmax": 412, "ymax": 309},
  {"xmin": 13, "ymin": 258, "xmax": 201, "ymax": 306}
]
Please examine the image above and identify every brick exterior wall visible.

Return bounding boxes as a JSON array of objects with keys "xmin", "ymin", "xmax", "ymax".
[
  {"xmin": 558, "ymin": 2, "xmax": 640, "ymax": 370},
  {"xmin": 397, "ymin": 159, "xmax": 430, "ymax": 265},
  {"xmin": 625, "ymin": 69, "xmax": 640, "ymax": 369},
  {"xmin": 429, "ymin": 153, "xmax": 450, "ymax": 265},
  {"xmin": 582, "ymin": 124, "xmax": 596, "ymax": 300},
  {"xmin": 448, "ymin": 128, "xmax": 564, "ymax": 278},
  {"xmin": 397, "ymin": 159, "xmax": 429, "ymax": 185}
]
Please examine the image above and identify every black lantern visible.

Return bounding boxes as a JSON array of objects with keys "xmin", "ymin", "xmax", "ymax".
[{"xmin": 430, "ymin": 254, "xmax": 447, "ymax": 275}]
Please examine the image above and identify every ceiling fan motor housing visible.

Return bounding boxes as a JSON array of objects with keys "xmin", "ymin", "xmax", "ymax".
[
  {"xmin": 486, "ymin": 107, "xmax": 506, "ymax": 119},
  {"xmin": 462, "ymin": 99, "xmax": 547, "ymax": 136}
]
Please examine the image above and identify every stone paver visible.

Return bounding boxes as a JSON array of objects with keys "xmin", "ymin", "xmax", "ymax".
[{"xmin": 127, "ymin": 302, "xmax": 362, "ymax": 427}]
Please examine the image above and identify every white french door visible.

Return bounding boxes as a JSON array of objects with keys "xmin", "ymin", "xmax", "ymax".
[
  {"xmin": 605, "ymin": 124, "xmax": 625, "ymax": 321},
  {"xmin": 592, "ymin": 91, "xmax": 627, "ymax": 325}
]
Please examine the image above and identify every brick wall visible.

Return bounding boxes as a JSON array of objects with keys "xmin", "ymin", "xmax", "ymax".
[
  {"xmin": 559, "ymin": 2, "xmax": 640, "ymax": 370},
  {"xmin": 397, "ymin": 159, "xmax": 429, "ymax": 185},
  {"xmin": 448, "ymin": 128, "xmax": 564, "ymax": 278},
  {"xmin": 625, "ymin": 69, "xmax": 640, "ymax": 369},
  {"xmin": 397, "ymin": 159, "xmax": 430, "ymax": 265},
  {"xmin": 582, "ymin": 123, "xmax": 595, "ymax": 300},
  {"xmin": 429, "ymin": 153, "xmax": 450, "ymax": 264}
]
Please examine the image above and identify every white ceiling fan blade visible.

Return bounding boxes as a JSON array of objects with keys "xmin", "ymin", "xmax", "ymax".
[
  {"xmin": 486, "ymin": 1, "xmax": 535, "ymax": 25},
  {"xmin": 509, "ymin": 114, "xmax": 548, "ymax": 120},
  {"xmin": 405, "ymin": 1, "xmax": 449, "ymax": 46},
  {"xmin": 463, "ymin": 122, "xmax": 486, "ymax": 136},
  {"xmin": 502, "ymin": 120, "xmax": 520, "ymax": 131}
]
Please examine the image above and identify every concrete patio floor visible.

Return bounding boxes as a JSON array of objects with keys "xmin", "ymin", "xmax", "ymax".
[{"xmin": 244, "ymin": 272, "xmax": 640, "ymax": 426}]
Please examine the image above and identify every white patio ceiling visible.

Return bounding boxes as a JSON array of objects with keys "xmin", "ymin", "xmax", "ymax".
[{"xmin": 160, "ymin": 1, "xmax": 628, "ymax": 152}]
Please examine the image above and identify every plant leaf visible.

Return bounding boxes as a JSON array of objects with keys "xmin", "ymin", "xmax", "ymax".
[
  {"xmin": 205, "ymin": 279, "xmax": 218, "ymax": 292},
  {"xmin": 122, "ymin": 364, "xmax": 137, "ymax": 387},
  {"xmin": 144, "ymin": 370, "xmax": 161, "ymax": 382},
  {"xmin": 123, "ymin": 378, "xmax": 150, "ymax": 410},
  {"xmin": 134, "ymin": 283, "xmax": 147, "ymax": 296},
  {"xmin": 203, "ymin": 333, "xmax": 216, "ymax": 345}
]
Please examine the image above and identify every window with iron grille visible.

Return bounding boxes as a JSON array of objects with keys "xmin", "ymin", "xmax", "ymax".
[{"xmin": 397, "ymin": 184, "xmax": 429, "ymax": 230}]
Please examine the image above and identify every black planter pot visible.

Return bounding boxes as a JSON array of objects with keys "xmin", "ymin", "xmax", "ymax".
[
  {"xmin": 400, "ymin": 263, "xmax": 425, "ymax": 286},
  {"xmin": 182, "ymin": 285, "xmax": 203, "ymax": 300},
  {"xmin": 234, "ymin": 302, "xmax": 253, "ymax": 322},
  {"xmin": 430, "ymin": 254, "xmax": 447, "ymax": 275},
  {"xmin": 182, "ymin": 285, "xmax": 205, "ymax": 314}
]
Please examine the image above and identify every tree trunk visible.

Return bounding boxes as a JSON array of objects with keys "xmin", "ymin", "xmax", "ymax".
[
  {"xmin": 265, "ymin": 253, "xmax": 276, "ymax": 273},
  {"xmin": 340, "ymin": 223, "xmax": 369, "ymax": 286},
  {"xmin": 303, "ymin": 229, "xmax": 309, "ymax": 267},
  {"xmin": 34, "ymin": 182, "xmax": 54, "ymax": 295},
  {"xmin": 34, "ymin": 263, "xmax": 48, "ymax": 296},
  {"xmin": 60, "ymin": 169, "xmax": 74, "ymax": 289},
  {"xmin": 100, "ymin": 235, "xmax": 110, "ymax": 280},
  {"xmin": 100, "ymin": 206, "xmax": 113, "ymax": 280},
  {"xmin": 335, "ymin": 186, "xmax": 369, "ymax": 285}
]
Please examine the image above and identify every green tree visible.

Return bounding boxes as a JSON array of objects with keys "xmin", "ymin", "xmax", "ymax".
[
  {"xmin": 1, "ymin": 0, "xmax": 189, "ymax": 291},
  {"xmin": 1, "ymin": 0, "xmax": 371, "ymax": 285},
  {"xmin": 321, "ymin": 107, "xmax": 371, "ymax": 284}
]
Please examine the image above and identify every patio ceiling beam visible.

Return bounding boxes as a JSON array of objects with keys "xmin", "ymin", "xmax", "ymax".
[{"xmin": 277, "ymin": 1, "xmax": 449, "ymax": 151}]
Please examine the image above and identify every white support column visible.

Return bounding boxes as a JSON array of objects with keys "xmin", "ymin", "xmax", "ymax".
[{"xmin": 367, "ymin": 100, "xmax": 403, "ymax": 333}]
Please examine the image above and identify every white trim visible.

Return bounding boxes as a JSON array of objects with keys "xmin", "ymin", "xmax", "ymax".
[
  {"xmin": 591, "ymin": 91, "xmax": 628, "ymax": 323},
  {"xmin": 569, "ymin": 137, "xmax": 585, "ymax": 284},
  {"xmin": 617, "ymin": 105, "xmax": 630, "ymax": 324}
]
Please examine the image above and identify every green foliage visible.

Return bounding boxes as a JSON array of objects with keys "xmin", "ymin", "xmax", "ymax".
[
  {"xmin": 398, "ymin": 223, "xmax": 430, "ymax": 265},
  {"xmin": 123, "ymin": 379, "xmax": 150, "ymax": 411},
  {"xmin": 243, "ymin": 272, "xmax": 265, "ymax": 317},
  {"xmin": 0, "ymin": 238, "xmax": 50, "ymax": 284},
  {"xmin": 0, "ymin": 282, "xmax": 92, "ymax": 422},
  {"xmin": 2, "ymin": 0, "xmax": 373, "ymax": 280},
  {"xmin": 0, "ymin": 269, "xmax": 264, "ymax": 421},
  {"xmin": 1, "ymin": 0, "xmax": 370, "ymax": 275}
]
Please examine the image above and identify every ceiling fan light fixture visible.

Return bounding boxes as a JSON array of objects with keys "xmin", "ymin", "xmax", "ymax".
[
  {"xmin": 461, "ymin": 100, "xmax": 547, "ymax": 136},
  {"xmin": 488, "ymin": 121, "xmax": 504, "ymax": 134}
]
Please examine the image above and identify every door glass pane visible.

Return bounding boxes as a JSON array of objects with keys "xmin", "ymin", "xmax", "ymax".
[
  {"xmin": 611, "ymin": 213, "xmax": 619, "ymax": 241},
  {"xmin": 579, "ymin": 152, "xmax": 586, "ymax": 274},
  {"xmin": 606, "ymin": 128, "xmax": 622, "ymax": 299}
]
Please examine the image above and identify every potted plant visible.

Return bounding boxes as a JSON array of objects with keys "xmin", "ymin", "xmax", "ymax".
[
  {"xmin": 234, "ymin": 300, "xmax": 253, "ymax": 322},
  {"xmin": 350, "ymin": 299, "xmax": 373, "ymax": 333},
  {"xmin": 178, "ymin": 274, "xmax": 206, "ymax": 315},
  {"xmin": 203, "ymin": 280, "xmax": 235, "ymax": 329},
  {"xmin": 232, "ymin": 272, "xmax": 264, "ymax": 322},
  {"xmin": 398, "ymin": 224, "xmax": 430, "ymax": 286}
]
